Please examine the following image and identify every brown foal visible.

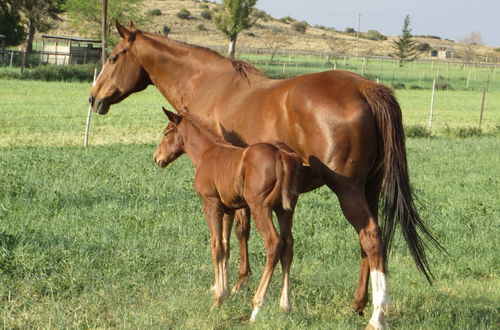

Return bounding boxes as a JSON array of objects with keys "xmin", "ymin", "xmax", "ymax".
[{"xmin": 153, "ymin": 107, "xmax": 303, "ymax": 320}]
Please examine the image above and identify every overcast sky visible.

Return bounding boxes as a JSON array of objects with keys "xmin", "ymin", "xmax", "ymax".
[{"xmin": 253, "ymin": 0, "xmax": 499, "ymax": 46}]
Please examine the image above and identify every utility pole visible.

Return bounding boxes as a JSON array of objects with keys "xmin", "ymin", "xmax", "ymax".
[
  {"xmin": 101, "ymin": 0, "xmax": 108, "ymax": 68},
  {"xmin": 356, "ymin": 13, "xmax": 361, "ymax": 57}
]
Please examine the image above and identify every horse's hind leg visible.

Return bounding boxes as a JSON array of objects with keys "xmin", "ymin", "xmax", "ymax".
[
  {"xmin": 232, "ymin": 208, "xmax": 251, "ymax": 294},
  {"xmin": 353, "ymin": 174, "xmax": 382, "ymax": 315},
  {"xmin": 275, "ymin": 207, "xmax": 295, "ymax": 313},
  {"xmin": 248, "ymin": 205, "xmax": 281, "ymax": 321},
  {"xmin": 335, "ymin": 185, "xmax": 390, "ymax": 329}
]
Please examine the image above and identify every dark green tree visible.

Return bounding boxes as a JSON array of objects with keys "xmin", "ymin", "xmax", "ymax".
[
  {"xmin": 17, "ymin": 0, "xmax": 66, "ymax": 52},
  {"xmin": 64, "ymin": 0, "xmax": 144, "ymax": 46},
  {"xmin": 393, "ymin": 15, "xmax": 421, "ymax": 67},
  {"xmin": 0, "ymin": 1, "xmax": 25, "ymax": 47},
  {"xmin": 214, "ymin": 0, "xmax": 257, "ymax": 57}
]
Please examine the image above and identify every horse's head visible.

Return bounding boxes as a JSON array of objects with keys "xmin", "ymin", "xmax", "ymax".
[
  {"xmin": 154, "ymin": 107, "xmax": 185, "ymax": 168},
  {"xmin": 89, "ymin": 21, "xmax": 151, "ymax": 114}
]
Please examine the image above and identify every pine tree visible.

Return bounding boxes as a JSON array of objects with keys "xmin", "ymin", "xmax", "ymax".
[
  {"xmin": 393, "ymin": 15, "xmax": 421, "ymax": 67},
  {"xmin": 214, "ymin": 0, "xmax": 257, "ymax": 58}
]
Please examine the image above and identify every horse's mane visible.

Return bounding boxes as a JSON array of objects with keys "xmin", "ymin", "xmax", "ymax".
[
  {"xmin": 180, "ymin": 111, "xmax": 233, "ymax": 147},
  {"xmin": 140, "ymin": 30, "xmax": 264, "ymax": 80}
]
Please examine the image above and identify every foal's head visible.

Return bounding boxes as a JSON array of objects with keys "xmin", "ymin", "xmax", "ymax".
[{"xmin": 153, "ymin": 107, "xmax": 184, "ymax": 168}]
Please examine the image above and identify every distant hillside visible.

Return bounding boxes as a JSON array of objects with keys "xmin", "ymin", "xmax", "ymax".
[{"xmin": 47, "ymin": 0, "xmax": 498, "ymax": 61}]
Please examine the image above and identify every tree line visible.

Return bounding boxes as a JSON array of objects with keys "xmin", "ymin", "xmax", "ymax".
[{"xmin": 0, "ymin": 1, "xmax": 486, "ymax": 64}]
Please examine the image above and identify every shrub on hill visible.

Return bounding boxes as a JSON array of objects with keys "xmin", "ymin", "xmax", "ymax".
[
  {"xmin": 147, "ymin": 9, "xmax": 162, "ymax": 17},
  {"xmin": 200, "ymin": 9, "xmax": 212, "ymax": 20},
  {"xmin": 292, "ymin": 22, "xmax": 307, "ymax": 34},
  {"xmin": 176, "ymin": 8, "xmax": 191, "ymax": 19}
]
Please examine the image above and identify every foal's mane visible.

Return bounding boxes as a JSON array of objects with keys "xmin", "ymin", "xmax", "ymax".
[
  {"xmin": 140, "ymin": 30, "xmax": 263, "ymax": 80},
  {"xmin": 180, "ymin": 111, "xmax": 233, "ymax": 147}
]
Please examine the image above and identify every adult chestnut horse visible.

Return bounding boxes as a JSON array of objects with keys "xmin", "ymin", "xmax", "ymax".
[{"xmin": 89, "ymin": 22, "xmax": 441, "ymax": 329}]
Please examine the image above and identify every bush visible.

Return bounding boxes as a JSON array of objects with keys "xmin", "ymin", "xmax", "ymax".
[
  {"xmin": 410, "ymin": 85, "xmax": 424, "ymax": 90},
  {"xmin": 162, "ymin": 25, "xmax": 170, "ymax": 36},
  {"xmin": 147, "ymin": 8, "xmax": 162, "ymax": 16},
  {"xmin": 443, "ymin": 126, "xmax": 482, "ymax": 138},
  {"xmin": 292, "ymin": 22, "xmax": 307, "ymax": 34},
  {"xmin": 344, "ymin": 27, "xmax": 356, "ymax": 33},
  {"xmin": 196, "ymin": 24, "xmax": 207, "ymax": 31},
  {"xmin": 435, "ymin": 81, "xmax": 454, "ymax": 91},
  {"xmin": 251, "ymin": 9, "xmax": 270, "ymax": 21},
  {"xmin": 405, "ymin": 125, "xmax": 431, "ymax": 138},
  {"xmin": 176, "ymin": 8, "xmax": 191, "ymax": 19},
  {"xmin": 0, "ymin": 64, "xmax": 95, "ymax": 82},
  {"xmin": 199, "ymin": 4, "xmax": 209, "ymax": 9},
  {"xmin": 365, "ymin": 30, "xmax": 387, "ymax": 41},
  {"xmin": 392, "ymin": 82, "xmax": 406, "ymax": 89},
  {"xmin": 200, "ymin": 9, "xmax": 212, "ymax": 20}
]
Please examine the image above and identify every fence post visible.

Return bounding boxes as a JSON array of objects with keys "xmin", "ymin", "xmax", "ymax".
[
  {"xmin": 479, "ymin": 86, "xmax": 487, "ymax": 130},
  {"xmin": 85, "ymin": 67, "xmax": 99, "ymax": 147},
  {"xmin": 9, "ymin": 50, "xmax": 14, "ymax": 67},
  {"xmin": 428, "ymin": 78, "xmax": 436, "ymax": 133}
]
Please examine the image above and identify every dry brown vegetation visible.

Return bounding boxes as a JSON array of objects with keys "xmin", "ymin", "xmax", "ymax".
[{"xmin": 48, "ymin": 0, "xmax": 498, "ymax": 60}]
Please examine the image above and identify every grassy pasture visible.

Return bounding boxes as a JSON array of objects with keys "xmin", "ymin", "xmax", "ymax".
[
  {"xmin": 0, "ymin": 137, "xmax": 499, "ymax": 328},
  {"xmin": 0, "ymin": 79, "xmax": 498, "ymax": 147}
]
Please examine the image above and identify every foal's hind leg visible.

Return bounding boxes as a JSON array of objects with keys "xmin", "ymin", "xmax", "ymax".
[
  {"xmin": 232, "ymin": 208, "xmax": 251, "ymax": 294},
  {"xmin": 248, "ymin": 205, "xmax": 282, "ymax": 321},
  {"xmin": 275, "ymin": 207, "xmax": 295, "ymax": 313}
]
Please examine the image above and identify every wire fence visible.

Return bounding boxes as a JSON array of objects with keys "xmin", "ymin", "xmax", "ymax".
[{"xmin": 0, "ymin": 46, "xmax": 498, "ymax": 147}]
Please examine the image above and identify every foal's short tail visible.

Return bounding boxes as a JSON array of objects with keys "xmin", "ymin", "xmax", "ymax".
[
  {"xmin": 361, "ymin": 82, "xmax": 445, "ymax": 283},
  {"xmin": 278, "ymin": 152, "xmax": 302, "ymax": 211}
]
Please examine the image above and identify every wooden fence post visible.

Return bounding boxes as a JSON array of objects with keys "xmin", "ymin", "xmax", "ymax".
[{"xmin": 479, "ymin": 86, "xmax": 486, "ymax": 130}]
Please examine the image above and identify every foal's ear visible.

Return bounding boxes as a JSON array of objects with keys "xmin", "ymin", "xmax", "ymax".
[
  {"xmin": 128, "ymin": 21, "xmax": 136, "ymax": 29},
  {"xmin": 162, "ymin": 106, "xmax": 181, "ymax": 125},
  {"xmin": 116, "ymin": 20, "xmax": 133, "ymax": 41}
]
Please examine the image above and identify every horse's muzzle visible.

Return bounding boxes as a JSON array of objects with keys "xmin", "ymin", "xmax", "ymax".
[{"xmin": 88, "ymin": 95, "xmax": 109, "ymax": 115}]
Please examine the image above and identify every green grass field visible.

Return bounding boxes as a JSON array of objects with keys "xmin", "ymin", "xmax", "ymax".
[
  {"xmin": 0, "ymin": 137, "xmax": 498, "ymax": 328},
  {"xmin": 0, "ymin": 76, "xmax": 499, "ymax": 328}
]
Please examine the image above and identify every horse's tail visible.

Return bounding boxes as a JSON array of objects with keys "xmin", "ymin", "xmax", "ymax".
[
  {"xmin": 361, "ymin": 82, "xmax": 444, "ymax": 282},
  {"xmin": 278, "ymin": 151, "xmax": 302, "ymax": 211}
]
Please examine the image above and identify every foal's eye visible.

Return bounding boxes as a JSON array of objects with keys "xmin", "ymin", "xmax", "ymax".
[{"xmin": 109, "ymin": 55, "xmax": 118, "ymax": 64}]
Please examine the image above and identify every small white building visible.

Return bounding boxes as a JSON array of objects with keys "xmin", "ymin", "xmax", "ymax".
[
  {"xmin": 429, "ymin": 47, "xmax": 453, "ymax": 59},
  {"xmin": 41, "ymin": 35, "xmax": 102, "ymax": 65}
]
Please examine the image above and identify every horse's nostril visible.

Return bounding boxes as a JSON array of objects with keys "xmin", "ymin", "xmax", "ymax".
[{"xmin": 88, "ymin": 96, "xmax": 94, "ymax": 105}]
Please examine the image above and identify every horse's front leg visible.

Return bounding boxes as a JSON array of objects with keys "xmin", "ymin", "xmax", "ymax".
[
  {"xmin": 232, "ymin": 208, "xmax": 251, "ymax": 294},
  {"xmin": 202, "ymin": 198, "xmax": 230, "ymax": 307}
]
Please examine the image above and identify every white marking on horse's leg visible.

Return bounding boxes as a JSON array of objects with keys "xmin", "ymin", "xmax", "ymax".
[
  {"xmin": 279, "ymin": 273, "xmax": 291, "ymax": 312},
  {"xmin": 250, "ymin": 306, "xmax": 260, "ymax": 322},
  {"xmin": 368, "ymin": 270, "xmax": 391, "ymax": 329}
]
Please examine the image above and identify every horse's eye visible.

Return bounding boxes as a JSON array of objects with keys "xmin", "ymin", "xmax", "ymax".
[{"xmin": 109, "ymin": 55, "xmax": 117, "ymax": 64}]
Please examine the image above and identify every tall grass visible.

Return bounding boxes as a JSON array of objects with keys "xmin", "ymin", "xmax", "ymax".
[{"xmin": 0, "ymin": 137, "xmax": 498, "ymax": 328}]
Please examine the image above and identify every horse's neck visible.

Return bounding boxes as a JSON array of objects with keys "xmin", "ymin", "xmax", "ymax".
[
  {"xmin": 180, "ymin": 120, "xmax": 219, "ymax": 167},
  {"xmin": 133, "ymin": 34, "xmax": 225, "ymax": 110}
]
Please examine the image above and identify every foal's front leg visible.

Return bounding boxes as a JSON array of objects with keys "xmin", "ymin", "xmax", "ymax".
[{"xmin": 202, "ymin": 198, "xmax": 230, "ymax": 307}]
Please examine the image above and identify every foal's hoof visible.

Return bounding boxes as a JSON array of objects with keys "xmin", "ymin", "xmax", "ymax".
[
  {"xmin": 352, "ymin": 303, "xmax": 366, "ymax": 316},
  {"xmin": 231, "ymin": 276, "xmax": 249, "ymax": 294}
]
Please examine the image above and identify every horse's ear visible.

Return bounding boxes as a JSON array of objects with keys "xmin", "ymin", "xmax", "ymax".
[
  {"xmin": 128, "ymin": 21, "xmax": 136, "ymax": 30},
  {"xmin": 116, "ymin": 20, "xmax": 133, "ymax": 40},
  {"xmin": 162, "ymin": 106, "xmax": 181, "ymax": 125}
]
